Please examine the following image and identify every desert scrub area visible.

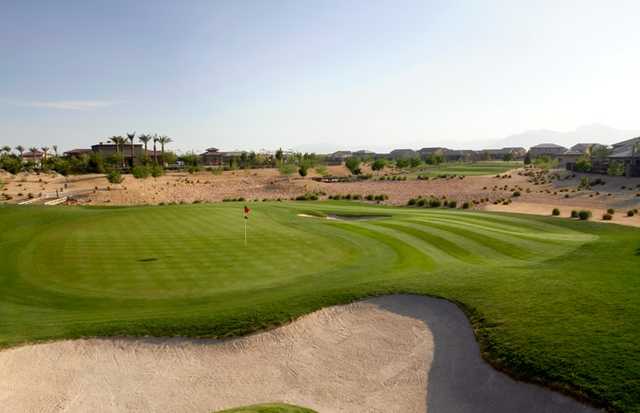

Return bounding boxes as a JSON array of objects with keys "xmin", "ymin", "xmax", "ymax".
[{"xmin": 0, "ymin": 202, "xmax": 639, "ymax": 411}]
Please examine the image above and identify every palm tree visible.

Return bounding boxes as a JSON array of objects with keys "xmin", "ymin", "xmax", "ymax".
[
  {"xmin": 41, "ymin": 147, "xmax": 49, "ymax": 163},
  {"xmin": 15, "ymin": 145, "xmax": 24, "ymax": 160},
  {"xmin": 157, "ymin": 135, "xmax": 172, "ymax": 166},
  {"xmin": 1, "ymin": 145, "xmax": 10, "ymax": 154},
  {"xmin": 127, "ymin": 132, "xmax": 136, "ymax": 167},
  {"xmin": 138, "ymin": 134, "xmax": 151, "ymax": 163},
  {"xmin": 152, "ymin": 134, "xmax": 159, "ymax": 164},
  {"xmin": 52, "ymin": 145, "xmax": 58, "ymax": 157},
  {"xmin": 29, "ymin": 147, "xmax": 39, "ymax": 166}
]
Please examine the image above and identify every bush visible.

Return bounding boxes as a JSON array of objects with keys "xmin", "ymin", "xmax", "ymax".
[
  {"xmin": 447, "ymin": 200, "xmax": 457, "ymax": 208},
  {"xmin": 278, "ymin": 162, "xmax": 297, "ymax": 176},
  {"xmin": 298, "ymin": 164, "xmax": 308, "ymax": 177},
  {"xmin": 627, "ymin": 210, "xmax": 635, "ymax": 217},
  {"xmin": 210, "ymin": 167, "xmax": 223, "ymax": 175},
  {"xmin": 187, "ymin": 165, "xmax": 201, "ymax": 174},
  {"xmin": 462, "ymin": 201, "xmax": 470, "ymax": 209},
  {"xmin": 512, "ymin": 191, "xmax": 521, "ymax": 197},
  {"xmin": 607, "ymin": 208, "xmax": 615, "ymax": 215},
  {"xmin": 345, "ymin": 157, "xmax": 362, "ymax": 175},
  {"xmin": 602, "ymin": 213, "xmax": 613, "ymax": 221},
  {"xmin": 407, "ymin": 198, "xmax": 417, "ymax": 206},
  {"xmin": 314, "ymin": 165, "xmax": 329, "ymax": 176},
  {"xmin": 132, "ymin": 165, "xmax": 151, "ymax": 179},
  {"xmin": 571, "ymin": 210, "xmax": 579, "ymax": 218},
  {"xmin": 151, "ymin": 165, "xmax": 164, "ymax": 177},
  {"xmin": 578, "ymin": 210, "xmax": 592, "ymax": 220},
  {"xmin": 428, "ymin": 198, "xmax": 441, "ymax": 208},
  {"xmin": 552, "ymin": 208, "xmax": 560, "ymax": 216},
  {"xmin": 371, "ymin": 159, "xmax": 386, "ymax": 171},
  {"xmin": 106, "ymin": 170, "xmax": 123, "ymax": 184}
]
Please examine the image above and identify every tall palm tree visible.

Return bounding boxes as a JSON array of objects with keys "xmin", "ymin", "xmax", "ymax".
[
  {"xmin": 157, "ymin": 135, "xmax": 172, "ymax": 166},
  {"xmin": 138, "ymin": 134, "xmax": 151, "ymax": 163},
  {"xmin": 15, "ymin": 145, "xmax": 24, "ymax": 160},
  {"xmin": 152, "ymin": 134, "xmax": 159, "ymax": 164},
  {"xmin": 41, "ymin": 147, "xmax": 49, "ymax": 163},
  {"xmin": 29, "ymin": 147, "xmax": 39, "ymax": 166},
  {"xmin": 52, "ymin": 145, "xmax": 58, "ymax": 157},
  {"xmin": 127, "ymin": 132, "xmax": 136, "ymax": 166}
]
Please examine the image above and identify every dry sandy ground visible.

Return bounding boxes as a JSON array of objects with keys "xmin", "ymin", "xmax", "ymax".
[{"xmin": 0, "ymin": 295, "xmax": 596, "ymax": 413}]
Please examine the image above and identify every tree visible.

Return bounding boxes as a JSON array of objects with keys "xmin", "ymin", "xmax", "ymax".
[
  {"xmin": 524, "ymin": 152, "xmax": 532, "ymax": 165},
  {"xmin": 1, "ymin": 145, "xmax": 10, "ymax": 154},
  {"xmin": 345, "ymin": 157, "xmax": 361, "ymax": 175},
  {"xmin": 503, "ymin": 153, "xmax": 514, "ymax": 162},
  {"xmin": 157, "ymin": 135, "xmax": 172, "ymax": 166},
  {"xmin": 152, "ymin": 134, "xmax": 159, "ymax": 164},
  {"xmin": 40, "ymin": 147, "xmax": 49, "ymax": 163},
  {"xmin": 409, "ymin": 157, "xmax": 421, "ymax": 168},
  {"xmin": 127, "ymin": 132, "xmax": 136, "ymax": 167},
  {"xmin": 575, "ymin": 155, "xmax": 592, "ymax": 172},
  {"xmin": 138, "ymin": 134, "xmax": 151, "ymax": 163},
  {"xmin": 52, "ymin": 145, "xmax": 58, "ymax": 157},
  {"xmin": 371, "ymin": 158, "xmax": 386, "ymax": 172},
  {"xmin": 15, "ymin": 145, "xmax": 24, "ymax": 160},
  {"xmin": 607, "ymin": 160, "xmax": 625, "ymax": 176},
  {"xmin": 275, "ymin": 148, "xmax": 284, "ymax": 164}
]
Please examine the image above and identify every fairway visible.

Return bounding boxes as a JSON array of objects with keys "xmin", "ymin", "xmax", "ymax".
[
  {"xmin": 414, "ymin": 160, "xmax": 522, "ymax": 176},
  {"xmin": 1, "ymin": 202, "xmax": 639, "ymax": 411}
]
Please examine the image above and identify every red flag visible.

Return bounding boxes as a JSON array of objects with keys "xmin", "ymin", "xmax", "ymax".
[{"xmin": 244, "ymin": 205, "xmax": 250, "ymax": 219}]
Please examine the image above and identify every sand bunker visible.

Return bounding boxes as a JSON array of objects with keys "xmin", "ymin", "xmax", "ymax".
[{"xmin": 0, "ymin": 295, "xmax": 597, "ymax": 413}]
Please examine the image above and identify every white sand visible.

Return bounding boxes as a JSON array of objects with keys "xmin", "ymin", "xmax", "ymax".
[{"xmin": 0, "ymin": 295, "xmax": 598, "ymax": 413}]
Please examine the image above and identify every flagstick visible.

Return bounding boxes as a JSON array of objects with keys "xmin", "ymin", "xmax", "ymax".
[{"xmin": 244, "ymin": 218, "xmax": 247, "ymax": 246}]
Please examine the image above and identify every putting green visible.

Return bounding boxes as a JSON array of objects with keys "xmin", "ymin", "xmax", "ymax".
[{"xmin": 1, "ymin": 202, "xmax": 639, "ymax": 412}]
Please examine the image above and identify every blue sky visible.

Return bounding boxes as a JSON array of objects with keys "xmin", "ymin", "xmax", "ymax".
[{"xmin": 2, "ymin": 0, "xmax": 640, "ymax": 153}]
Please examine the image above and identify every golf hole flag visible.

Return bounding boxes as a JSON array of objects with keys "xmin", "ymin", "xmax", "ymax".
[{"xmin": 243, "ymin": 205, "xmax": 250, "ymax": 246}]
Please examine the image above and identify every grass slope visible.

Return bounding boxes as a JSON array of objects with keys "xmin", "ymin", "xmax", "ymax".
[
  {"xmin": 215, "ymin": 403, "xmax": 316, "ymax": 413},
  {"xmin": 1, "ymin": 202, "xmax": 639, "ymax": 411},
  {"xmin": 414, "ymin": 160, "xmax": 522, "ymax": 176}
]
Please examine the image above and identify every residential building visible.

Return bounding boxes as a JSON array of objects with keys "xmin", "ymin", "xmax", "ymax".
[
  {"xmin": 608, "ymin": 137, "xmax": 640, "ymax": 177},
  {"xmin": 389, "ymin": 149, "xmax": 417, "ymax": 159},
  {"xmin": 200, "ymin": 148, "xmax": 245, "ymax": 166},
  {"xmin": 528, "ymin": 143, "xmax": 568, "ymax": 158}
]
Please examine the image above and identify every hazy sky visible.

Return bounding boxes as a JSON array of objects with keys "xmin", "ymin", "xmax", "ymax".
[{"xmin": 2, "ymin": 0, "xmax": 640, "ymax": 153}]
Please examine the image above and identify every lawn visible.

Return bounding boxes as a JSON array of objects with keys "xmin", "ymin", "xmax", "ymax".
[
  {"xmin": 0, "ymin": 202, "xmax": 639, "ymax": 411},
  {"xmin": 215, "ymin": 403, "xmax": 316, "ymax": 413},
  {"xmin": 414, "ymin": 160, "xmax": 523, "ymax": 176}
]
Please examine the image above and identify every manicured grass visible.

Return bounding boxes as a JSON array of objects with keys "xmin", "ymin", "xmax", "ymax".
[
  {"xmin": 414, "ymin": 160, "xmax": 522, "ymax": 176},
  {"xmin": 215, "ymin": 403, "xmax": 316, "ymax": 413},
  {"xmin": 1, "ymin": 202, "xmax": 639, "ymax": 411}
]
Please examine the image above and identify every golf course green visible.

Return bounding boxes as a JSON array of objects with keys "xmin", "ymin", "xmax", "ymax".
[{"xmin": 1, "ymin": 202, "xmax": 639, "ymax": 411}]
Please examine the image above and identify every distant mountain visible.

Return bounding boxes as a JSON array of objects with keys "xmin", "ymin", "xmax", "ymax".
[{"xmin": 488, "ymin": 124, "xmax": 640, "ymax": 149}]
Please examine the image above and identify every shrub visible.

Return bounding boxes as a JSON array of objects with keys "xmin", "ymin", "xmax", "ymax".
[
  {"xmin": 278, "ymin": 162, "xmax": 296, "ymax": 176},
  {"xmin": 106, "ymin": 170, "xmax": 123, "ymax": 184},
  {"xmin": 428, "ymin": 198, "xmax": 441, "ymax": 208},
  {"xmin": 416, "ymin": 198, "xmax": 427, "ymax": 207},
  {"xmin": 151, "ymin": 165, "xmax": 164, "ymax": 177},
  {"xmin": 447, "ymin": 200, "xmax": 457, "ymax": 208},
  {"xmin": 407, "ymin": 198, "xmax": 417, "ymax": 206},
  {"xmin": 552, "ymin": 208, "xmax": 560, "ymax": 216},
  {"xmin": 345, "ymin": 157, "xmax": 362, "ymax": 175},
  {"xmin": 602, "ymin": 213, "xmax": 612, "ymax": 221},
  {"xmin": 628, "ymin": 210, "xmax": 636, "ymax": 217},
  {"xmin": 607, "ymin": 208, "xmax": 615, "ymax": 215},
  {"xmin": 314, "ymin": 165, "xmax": 329, "ymax": 176},
  {"xmin": 374, "ymin": 194, "xmax": 388, "ymax": 201},
  {"xmin": 187, "ymin": 165, "xmax": 201, "ymax": 174},
  {"xmin": 512, "ymin": 191, "xmax": 521, "ymax": 197},
  {"xmin": 210, "ymin": 167, "xmax": 223, "ymax": 175},
  {"xmin": 462, "ymin": 201, "xmax": 470, "ymax": 209},
  {"xmin": 571, "ymin": 210, "xmax": 579, "ymax": 218},
  {"xmin": 132, "ymin": 165, "xmax": 151, "ymax": 179},
  {"xmin": 365, "ymin": 194, "xmax": 375, "ymax": 201},
  {"xmin": 298, "ymin": 164, "xmax": 308, "ymax": 177},
  {"xmin": 578, "ymin": 210, "xmax": 592, "ymax": 220}
]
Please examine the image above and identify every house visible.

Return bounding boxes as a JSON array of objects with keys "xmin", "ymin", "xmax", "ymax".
[
  {"xmin": 442, "ymin": 149, "xmax": 476, "ymax": 162},
  {"xmin": 418, "ymin": 147, "xmax": 446, "ymax": 160},
  {"xmin": 91, "ymin": 143, "xmax": 146, "ymax": 165},
  {"xmin": 389, "ymin": 149, "xmax": 417, "ymax": 160},
  {"xmin": 352, "ymin": 150, "xmax": 376, "ymax": 159},
  {"xmin": 200, "ymin": 148, "xmax": 245, "ymax": 167},
  {"xmin": 528, "ymin": 143, "xmax": 568, "ymax": 158},
  {"xmin": 480, "ymin": 147, "xmax": 526, "ymax": 160},
  {"xmin": 608, "ymin": 137, "xmax": 640, "ymax": 177},
  {"xmin": 326, "ymin": 151, "xmax": 352, "ymax": 165},
  {"xmin": 22, "ymin": 150, "xmax": 44, "ymax": 165},
  {"xmin": 558, "ymin": 143, "xmax": 601, "ymax": 170},
  {"xmin": 63, "ymin": 148, "xmax": 93, "ymax": 158}
]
